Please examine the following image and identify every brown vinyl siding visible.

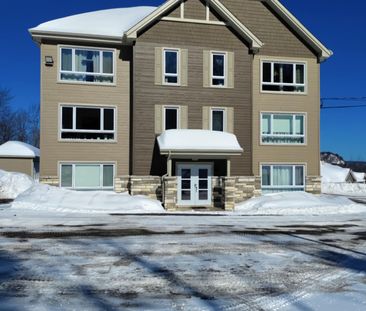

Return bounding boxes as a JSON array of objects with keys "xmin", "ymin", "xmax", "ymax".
[
  {"xmin": 183, "ymin": 0, "xmax": 207, "ymax": 20},
  {"xmin": 252, "ymin": 55, "xmax": 321, "ymax": 176},
  {"xmin": 0, "ymin": 158, "xmax": 34, "ymax": 177},
  {"xmin": 40, "ymin": 42, "xmax": 130, "ymax": 178},
  {"xmin": 219, "ymin": 0, "xmax": 317, "ymax": 58},
  {"xmin": 133, "ymin": 20, "xmax": 252, "ymax": 176}
]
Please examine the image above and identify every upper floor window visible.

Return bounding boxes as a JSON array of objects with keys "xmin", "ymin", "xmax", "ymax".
[
  {"xmin": 164, "ymin": 106, "xmax": 180, "ymax": 130},
  {"xmin": 262, "ymin": 61, "xmax": 305, "ymax": 93},
  {"xmin": 163, "ymin": 49, "xmax": 179, "ymax": 85},
  {"xmin": 211, "ymin": 108, "xmax": 226, "ymax": 132},
  {"xmin": 261, "ymin": 113, "xmax": 305, "ymax": 145},
  {"xmin": 60, "ymin": 47, "xmax": 115, "ymax": 84},
  {"xmin": 211, "ymin": 52, "xmax": 226, "ymax": 87},
  {"xmin": 61, "ymin": 105, "xmax": 115, "ymax": 141}
]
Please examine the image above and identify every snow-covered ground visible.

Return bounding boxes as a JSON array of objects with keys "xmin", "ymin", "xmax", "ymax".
[{"xmin": 0, "ymin": 170, "xmax": 34, "ymax": 199}]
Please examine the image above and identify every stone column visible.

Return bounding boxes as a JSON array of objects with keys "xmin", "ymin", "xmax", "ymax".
[
  {"xmin": 306, "ymin": 176, "xmax": 322, "ymax": 194},
  {"xmin": 114, "ymin": 176, "xmax": 130, "ymax": 193},
  {"xmin": 222, "ymin": 177, "xmax": 236, "ymax": 211},
  {"xmin": 163, "ymin": 176, "xmax": 177, "ymax": 211}
]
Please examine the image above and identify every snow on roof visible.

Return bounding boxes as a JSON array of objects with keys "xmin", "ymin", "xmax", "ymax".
[
  {"xmin": 0, "ymin": 141, "xmax": 40, "ymax": 158},
  {"xmin": 321, "ymin": 162, "xmax": 352, "ymax": 183},
  {"xmin": 30, "ymin": 7, "xmax": 157, "ymax": 39},
  {"xmin": 352, "ymin": 172, "xmax": 365, "ymax": 183},
  {"xmin": 157, "ymin": 130, "xmax": 243, "ymax": 154}
]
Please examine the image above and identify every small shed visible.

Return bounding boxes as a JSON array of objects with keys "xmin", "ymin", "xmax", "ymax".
[
  {"xmin": 352, "ymin": 171, "xmax": 366, "ymax": 184},
  {"xmin": 0, "ymin": 141, "xmax": 40, "ymax": 179}
]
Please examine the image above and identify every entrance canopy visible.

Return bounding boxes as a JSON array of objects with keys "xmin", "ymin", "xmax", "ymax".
[{"xmin": 157, "ymin": 130, "xmax": 243, "ymax": 157}]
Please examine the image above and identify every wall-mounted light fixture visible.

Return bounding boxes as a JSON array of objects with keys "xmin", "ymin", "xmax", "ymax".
[{"xmin": 45, "ymin": 56, "xmax": 54, "ymax": 66}]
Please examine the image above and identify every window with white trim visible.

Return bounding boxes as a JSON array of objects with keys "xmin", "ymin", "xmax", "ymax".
[
  {"xmin": 61, "ymin": 106, "xmax": 115, "ymax": 140},
  {"xmin": 261, "ymin": 113, "xmax": 305, "ymax": 144},
  {"xmin": 60, "ymin": 47, "xmax": 115, "ymax": 84},
  {"xmin": 60, "ymin": 163, "xmax": 114, "ymax": 190},
  {"xmin": 262, "ymin": 61, "xmax": 305, "ymax": 93},
  {"xmin": 163, "ymin": 49, "xmax": 179, "ymax": 85},
  {"xmin": 261, "ymin": 165, "xmax": 305, "ymax": 193},
  {"xmin": 164, "ymin": 106, "xmax": 180, "ymax": 130},
  {"xmin": 211, "ymin": 52, "xmax": 226, "ymax": 86},
  {"xmin": 211, "ymin": 108, "xmax": 226, "ymax": 132}
]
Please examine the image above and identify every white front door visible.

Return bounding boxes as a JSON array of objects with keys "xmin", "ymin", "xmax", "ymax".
[{"xmin": 177, "ymin": 164, "xmax": 212, "ymax": 206}]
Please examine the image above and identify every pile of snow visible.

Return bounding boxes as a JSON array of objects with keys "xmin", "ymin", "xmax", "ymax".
[
  {"xmin": 236, "ymin": 192, "xmax": 365, "ymax": 215},
  {"xmin": 321, "ymin": 162, "xmax": 351, "ymax": 183},
  {"xmin": 0, "ymin": 141, "xmax": 40, "ymax": 158},
  {"xmin": 12, "ymin": 183, "xmax": 164, "ymax": 214},
  {"xmin": 322, "ymin": 183, "xmax": 366, "ymax": 197},
  {"xmin": 158, "ymin": 129, "xmax": 243, "ymax": 153},
  {"xmin": 352, "ymin": 171, "xmax": 365, "ymax": 183},
  {"xmin": 30, "ymin": 7, "xmax": 157, "ymax": 38},
  {"xmin": 0, "ymin": 170, "xmax": 34, "ymax": 199}
]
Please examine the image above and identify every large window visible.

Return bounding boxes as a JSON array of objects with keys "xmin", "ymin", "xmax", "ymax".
[
  {"xmin": 60, "ymin": 163, "xmax": 114, "ymax": 190},
  {"xmin": 262, "ymin": 61, "xmax": 305, "ymax": 93},
  {"xmin": 261, "ymin": 113, "xmax": 305, "ymax": 144},
  {"xmin": 61, "ymin": 106, "xmax": 115, "ymax": 141},
  {"xmin": 164, "ymin": 107, "xmax": 179, "ymax": 130},
  {"xmin": 211, "ymin": 52, "xmax": 226, "ymax": 86},
  {"xmin": 60, "ymin": 47, "xmax": 115, "ymax": 84},
  {"xmin": 211, "ymin": 108, "xmax": 225, "ymax": 132},
  {"xmin": 262, "ymin": 165, "xmax": 305, "ymax": 193},
  {"xmin": 163, "ymin": 49, "xmax": 179, "ymax": 85}
]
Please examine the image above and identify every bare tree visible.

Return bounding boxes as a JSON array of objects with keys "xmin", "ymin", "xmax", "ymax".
[
  {"xmin": 27, "ymin": 103, "xmax": 40, "ymax": 148},
  {"xmin": 0, "ymin": 88, "xmax": 15, "ymax": 145}
]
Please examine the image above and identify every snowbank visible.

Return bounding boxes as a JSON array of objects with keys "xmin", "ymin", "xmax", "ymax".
[
  {"xmin": 12, "ymin": 184, "xmax": 164, "ymax": 214},
  {"xmin": 0, "ymin": 170, "xmax": 34, "ymax": 199},
  {"xmin": 321, "ymin": 162, "xmax": 351, "ymax": 183},
  {"xmin": 236, "ymin": 192, "xmax": 365, "ymax": 215},
  {"xmin": 322, "ymin": 182, "xmax": 366, "ymax": 197}
]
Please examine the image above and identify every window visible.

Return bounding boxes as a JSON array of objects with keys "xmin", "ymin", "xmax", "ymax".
[
  {"xmin": 60, "ymin": 106, "xmax": 115, "ymax": 141},
  {"xmin": 261, "ymin": 113, "xmax": 305, "ymax": 144},
  {"xmin": 262, "ymin": 61, "xmax": 305, "ymax": 93},
  {"xmin": 211, "ymin": 52, "xmax": 226, "ymax": 86},
  {"xmin": 211, "ymin": 109, "xmax": 225, "ymax": 132},
  {"xmin": 60, "ymin": 47, "xmax": 115, "ymax": 84},
  {"xmin": 261, "ymin": 165, "xmax": 305, "ymax": 193},
  {"xmin": 163, "ymin": 49, "xmax": 179, "ymax": 85},
  {"xmin": 164, "ymin": 107, "xmax": 179, "ymax": 130},
  {"xmin": 60, "ymin": 163, "xmax": 114, "ymax": 190}
]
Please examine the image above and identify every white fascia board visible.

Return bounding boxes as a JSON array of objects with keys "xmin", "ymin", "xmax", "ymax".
[
  {"xmin": 265, "ymin": 0, "xmax": 333, "ymax": 61},
  {"xmin": 125, "ymin": 0, "xmax": 181, "ymax": 40}
]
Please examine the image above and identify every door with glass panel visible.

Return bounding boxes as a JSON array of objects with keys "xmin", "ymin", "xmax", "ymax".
[{"xmin": 177, "ymin": 164, "xmax": 212, "ymax": 206}]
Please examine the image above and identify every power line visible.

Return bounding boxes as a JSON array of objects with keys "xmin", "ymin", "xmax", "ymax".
[{"xmin": 321, "ymin": 97, "xmax": 366, "ymax": 109}]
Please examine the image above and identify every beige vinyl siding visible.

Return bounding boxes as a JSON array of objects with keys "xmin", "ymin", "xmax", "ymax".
[
  {"xmin": 155, "ymin": 47, "xmax": 163, "ymax": 85},
  {"xmin": 202, "ymin": 106, "xmax": 210, "ymax": 129},
  {"xmin": 203, "ymin": 50, "xmax": 210, "ymax": 88},
  {"xmin": 0, "ymin": 158, "xmax": 34, "ymax": 177},
  {"xmin": 227, "ymin": 52, "xmax": 235, "ymax": 88},
  {"xmin": 180, "ymin": 105, "xmax": 188, "ymax": 129},
  {"xmin": 180, "ymin": 49, "xmax": 188, "ymax": 86},
  {"xmin": 252, "ymin": 55, "xmax": 320, "ymax": 176},
  {"xmin": 154, "ymin": 105, "xmax": 163, "ymax": 134},
  {"xmin": 227, "ymin": 107, "xmax": 234, "ymax": 133},
  {"xmin": 40, "ymin": 42, "xmax": 130, "ymax": 178}
]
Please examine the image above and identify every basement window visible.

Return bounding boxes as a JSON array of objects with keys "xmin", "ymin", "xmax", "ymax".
[{"xmin": 60, "ymin": 106, "xmax": 115, "ymax": 141}]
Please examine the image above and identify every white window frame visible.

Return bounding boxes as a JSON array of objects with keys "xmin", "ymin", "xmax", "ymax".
[
  {"xmin": 59, "ymin": 45, "xmax": 116, "ymax": 85},
  {"xmin": 261, "ymin": 164, "xmax": 306, "ymax": 192},
  {"xmin": 211, "ymin": 51, "xmax": 227, "ymax": 87},
  {"xmin": 261, "ymin": 60, "xmax": 307, "ymax": 94},
  {"xmin": 260, "ymin": 112, "xmax": 306, "ymax": 145},
  {"xmin": 163, "ymin": 48, "xmax": 180, "ymax": 86},
  {"xmin": 60, "ymin": 105, "xmax": 116, "ymax": 141},
  {"xmin": 59, "ymin": 163, "xmax": 115, "ymax": 190},
  {"xmin": 210, "ymin": 108, "xmax": 227, "ymax": 132},
  {"xmin": 163, "ymin": 106, "xmax": 180, "ymax": 130}
]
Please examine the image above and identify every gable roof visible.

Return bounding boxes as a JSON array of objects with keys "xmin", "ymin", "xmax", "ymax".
[
  {"xmin": 0, "ymin": 141, "xmax": 40, "ymax": 159},
  {"xmin": 125, "ymin": 0, "xmax": 264, "ymax": 51}
]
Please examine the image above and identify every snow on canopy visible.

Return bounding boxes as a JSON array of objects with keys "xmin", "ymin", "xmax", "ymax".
[
  {"xmin": 30, "ymin": 7, "xmax": 157, "ymax": 38},
  {"xmin": 0, "ymin": 141, "xmax": 40, "ymax": 158},
  {"xmin": 157, "ymin": 130, "xmax": 243, "ymax": 153},
  {"xmin": 321, "ymin": 162, "xmax": 352, "ymax": 183},
  {"xmin": 352, "ymin": 171, "xmax": 365, "ymax": 183}
]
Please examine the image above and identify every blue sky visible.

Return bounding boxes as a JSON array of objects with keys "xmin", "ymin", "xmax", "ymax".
[{"xmin": 0, "ymin": 0, "xmax": 365, "ymax": 160}]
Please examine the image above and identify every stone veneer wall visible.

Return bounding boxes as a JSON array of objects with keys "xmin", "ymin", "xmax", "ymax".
[
  {"xmin": 162, "ymin": 176, "xmax": 178, "ymax": 211},
  {"xmin": 305, "ymin": 176, "xmax": 322, "ymax": 194},
  {"xmin": 115, "ymin": 176, "xmax": 162, "ymax": 201},
  {"xmin": 40, "ymin": 176, "xmax": 59, "ymax": 186}
]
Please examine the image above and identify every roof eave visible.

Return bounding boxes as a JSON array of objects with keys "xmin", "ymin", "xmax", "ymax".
[{"xmin": 265, "ymin": 0, "xmax": 333, "ymax": 62}]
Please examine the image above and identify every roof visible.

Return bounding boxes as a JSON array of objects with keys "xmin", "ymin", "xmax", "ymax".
[
  {"xmin": 0, "ymin": 141, "xmax": 40, "ymax": 159},
  {"xmin": 29, "ymin": 0, "xmax": 332, "ymax": 61},
  {"xmin": 321, "ymin": 162, "xmax": 353, "ymax": 183},
  {"xmin": 351, "ymin": 172, "xmax": 365, "ymax": 183},
  {"xmin": 29, "ymin": 7, "xmax": 157, "ymax": 43},
  {"xmin": 157, "ymin": 130, "xmax": 243, "ymax": 156}
]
